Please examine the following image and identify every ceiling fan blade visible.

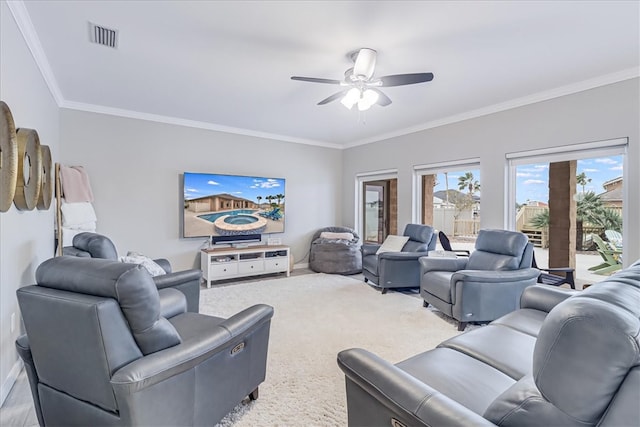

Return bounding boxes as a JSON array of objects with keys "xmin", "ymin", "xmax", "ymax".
[
  {"xmin": 353, "ymin": 48, "xmax": 377, "ymax": 80},
  {"xmin": 317, "ymin": 91, "xmax": 346, "ymax": 105},
  {"xmin": 371, "ymin": 89, "xmax": 392, "ymax": 106},
  {"xmin": 291, "ymin": 76, "xmax": 342, "ymax": 85},
  {"xmin": 379, "ymin": 72, "xmax": 434, "ymax": 87}
]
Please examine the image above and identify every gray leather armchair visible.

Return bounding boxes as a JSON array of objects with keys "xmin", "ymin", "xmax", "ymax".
[
  {"xmin": 362, "ymin": 224, "xmax": 436, "ymax": 294},
  {"xmin": 63, "ymin": 232, "xmax": 201, "ymax": 312},
  {"xmin": 420, "ymin": 229, "xmax": 539, "ymax": 330},
  {"xmin": 338, "ymin": 260, "xmax": 640, "ymax": 427},
  {"xmin": 16, "ymin": 256, "xmax": 273, "ymax": 427}
]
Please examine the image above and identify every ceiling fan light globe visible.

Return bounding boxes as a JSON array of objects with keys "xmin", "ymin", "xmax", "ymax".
[
  {"xmin": 341, "ymin": 87, "xmax": 360, "ymax": 109},
  {"xmin": 357, "ymin": 99, "xmax": 372, "ymax": 111},
  {"xmin": 362, "ymin": 89, "xmax": 379, "ymax": 105}
]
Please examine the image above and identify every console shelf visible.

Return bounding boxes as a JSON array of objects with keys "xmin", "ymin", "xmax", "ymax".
[{"xmin": 201, "ymin": 245, "xmax": 290, "ymax": 288}]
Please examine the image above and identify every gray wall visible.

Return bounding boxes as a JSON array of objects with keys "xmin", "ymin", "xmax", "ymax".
[
  {"xmin": 59, "ymin": 110, "xmax": 343, "ymax": 270},
  {"xmin": 342, "ymin": 79, "xmax": 640, "ymax": 265},
  {"xmin": 0, "ymin": 1, "xmax": 60, "ymax": 403}
]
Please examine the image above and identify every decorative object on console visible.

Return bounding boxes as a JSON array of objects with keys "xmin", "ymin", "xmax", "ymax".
[
  {"xmin": 361, "ymin": 224, "xmax": 436, "ymax": 294},
  {"xmin": 183, "ymin": 172, "xmax": 285, "ymax": 240},
  {"xmin": 420, "ymin": 229, "xmax": 540, "ymax": 331},
  {"xmin": 0, "ymin": 101, "xmax": 18, "ymax": 213},
  {"xmin": 309, "ymin": 226, "xmax": 362, "ymax": 275}
]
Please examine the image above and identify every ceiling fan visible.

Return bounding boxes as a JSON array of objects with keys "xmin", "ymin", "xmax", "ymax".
[{"xmin": 291, "ymin": 48, "xmax": 434, "ymax": 111}]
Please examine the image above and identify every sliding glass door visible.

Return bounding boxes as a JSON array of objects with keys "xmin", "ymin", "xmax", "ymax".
[{"xmin": 363, "ymin": 180, "xmax": 390, "ymax": 244}]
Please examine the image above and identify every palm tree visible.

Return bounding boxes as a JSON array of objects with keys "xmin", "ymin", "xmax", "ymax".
[
  {"xmin": 256, "ymin": 195, "xmax": 262, "ymax": 208},
  {"xmin": 576, "ymin": 172, "xmax": 591, "ymax": 194},
  {"xmin": 266, "ymin": 195, "xmax": 275, "ymax": 207},
  {"xmin": 457, "ymin": 172, "xmax": 480, "ymax": 194},
  {"xmin": 275, "ymin": 193, "xmax": 284, "ymax": 206}
]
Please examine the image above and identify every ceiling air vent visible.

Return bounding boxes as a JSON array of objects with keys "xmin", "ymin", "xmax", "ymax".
[{"xmin": 89, "ymin": 22, "xmax": 118, "ymax": 48}]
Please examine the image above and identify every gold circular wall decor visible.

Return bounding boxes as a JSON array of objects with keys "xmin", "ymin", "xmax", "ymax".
[
  {"xmin": 14, "ymin": 128, "xmax": 42, "ymax": 211},
  {"xmin": 0, "ymin": 101, "xmax": 18, "ymax": 212},
  {"xmin": 37, "ymin": 144, "xmax": 53, "ymax": 210}
]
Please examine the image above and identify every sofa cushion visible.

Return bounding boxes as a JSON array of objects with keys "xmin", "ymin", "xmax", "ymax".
[
  {"xmin": 438, "ymin": 324, "xmax": 536, "ymax": 380},
  {"xmin": 396, "ymin": 348, "xmax": 515, "ymax": 416},
  {"xmin": 490, "ymin": 308, "xmax": 548, "ymax": 337},
  {"xmin": 466, "ymin": 229, "xmax": 528, "ymax": 270}
]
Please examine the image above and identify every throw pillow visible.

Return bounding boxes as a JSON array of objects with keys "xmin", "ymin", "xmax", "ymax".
[
  {"xmin": 120, "ymin": 251, "xmax": 166, "ymax": 277},
  {"xmin": 319, "ymin": 231, "xmax": 355, "ymax": 241},
  {"xmin": 376, "ymin": 235, "xmax": 410, "ymax": 254}
]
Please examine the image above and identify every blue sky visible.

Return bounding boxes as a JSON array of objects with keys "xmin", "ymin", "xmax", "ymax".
[
  {"xmin": 184, "ymin": 172, "xmax": 285, "ymax": 202},
  {"xmin": 516, "ymin": 155, "xmax": 623, "ymax": 204}
]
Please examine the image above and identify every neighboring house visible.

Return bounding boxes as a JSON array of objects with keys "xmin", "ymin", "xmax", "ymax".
[
  {"xmin": 598, "ymin": 177, "xmax": 623, "ymax": 208},
  {"xmin": 186, "ymin": 193, "xmax": 259, "ymax": 213}
]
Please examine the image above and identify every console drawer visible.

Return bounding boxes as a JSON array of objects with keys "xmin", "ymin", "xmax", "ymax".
[
  {"xmin": 265, "ymin": 258, "xmax": 287, "ymax": 272},
  {"xmin": 209, "ymin": 263, "xmax": 238, "ymax": 277},
  {"xmin": 239, "ymin": 260, "xmax": 264, "ymax": 274}
]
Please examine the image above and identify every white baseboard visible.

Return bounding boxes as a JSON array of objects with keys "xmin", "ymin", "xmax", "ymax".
[
  {"xmin": 293, "ymin": 262, "xmax": 309, "ymax": 270},
  {"xmin": 0, "ymin": 359, "xmax": 23, "ymax": 408}
]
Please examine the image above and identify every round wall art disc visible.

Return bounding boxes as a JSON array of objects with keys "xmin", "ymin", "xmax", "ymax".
[
  {"xmin": 14, "ymin": 128, "xmax": 42, "ymax": 211},
  {"xmin": 36, "ymin": 144, "xmax": 53, "ymax": 210},
  {"xmin": 0, "ymin": 101, "xmax": 18, "ymax": 212}
]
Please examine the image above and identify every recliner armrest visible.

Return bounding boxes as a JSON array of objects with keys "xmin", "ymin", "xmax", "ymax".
[
  {"xmin": 419, "ymin": 256, "xmax": 469, "ymax": 274},
  {"xmin": 362, "ymin": 244, "xmax": 380, "ymax": 257},
  {"xmin": 451, "ymin": 268, "xmax": 540, "ymax": 284},
  {"xmin": 153, "ymin": 268, "xmax": 201, "ymax": 290},
  {"xmin": 337, "ymin": 348, "xmax": 497, "ymax": 427},
  {"xmin": 378, "ymin": 251, "xmax": 428, "ymax": 261},
  {"xmin": 519, "ymin": 284, "xmax": 578, "ymax": 312},
  {"xmin": 111, "ymin": 304, "xmax": 274, "ymax": 395}
]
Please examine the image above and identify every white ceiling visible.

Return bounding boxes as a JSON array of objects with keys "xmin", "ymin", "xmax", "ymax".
[{"xmin": 14, "ymin": 1, "xmax": 640, "ymax": 148}]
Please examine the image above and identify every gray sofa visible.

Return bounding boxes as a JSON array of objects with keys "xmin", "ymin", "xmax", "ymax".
[
  {"xmin": 16, "ymin": 257, "xmax": 273, "ymax": 427},
  {"xmin": 338, "ymin": 260, "xmax": 640, "ymax": 427},
  {"xmin": 309, "ymin": 226, "xmax": 362, "ymax": 275},
  {"xmin": 63, "ymin": 232, "xmax": 202, "ymax": 312}
]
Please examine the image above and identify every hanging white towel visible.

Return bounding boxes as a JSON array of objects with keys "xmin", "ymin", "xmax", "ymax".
[{"xmin": 61, "ymin": 201, "xmax": 97, "ymax": 227}]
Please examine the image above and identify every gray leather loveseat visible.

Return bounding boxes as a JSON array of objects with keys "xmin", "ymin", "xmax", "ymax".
[
  {"xmin": 16, "ymin": 257, "xmax": 273, "ymax": 426},
  {"xmin": 338, "ymin": 260, "xmax": 640, "ymax": 427}
]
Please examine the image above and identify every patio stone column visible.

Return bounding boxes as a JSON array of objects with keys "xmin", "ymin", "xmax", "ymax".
[
  {"xmin": 422, "ymin": 174, "xmax": 435, "ymax": 226},
  {"xmin": 548, "ymin": 161, "xmax": 576, "ymax": 270}
]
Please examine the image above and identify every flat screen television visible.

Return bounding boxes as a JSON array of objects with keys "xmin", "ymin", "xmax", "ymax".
[{"xmin": 182, "ymin": 172, "xmax": 285, "ymax": 240}]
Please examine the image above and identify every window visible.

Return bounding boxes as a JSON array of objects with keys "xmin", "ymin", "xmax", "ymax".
[
  {"xmin": 507, "ymin": 138, "xmax": 627, "ymax": 284},
  {"xmin": 413, "ymin": 159, "xmax": 481, "ymax": 247}
]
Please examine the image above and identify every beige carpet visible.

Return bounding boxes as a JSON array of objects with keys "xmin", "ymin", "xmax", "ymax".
[{"xmin": 200, "ymin": 273, "xmax": 464, "ymax": 427}]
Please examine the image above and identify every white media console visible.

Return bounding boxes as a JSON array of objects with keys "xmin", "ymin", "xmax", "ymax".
[{"xmin": 200, "ymin": 245, "xmax": 290, "ymax": 288}]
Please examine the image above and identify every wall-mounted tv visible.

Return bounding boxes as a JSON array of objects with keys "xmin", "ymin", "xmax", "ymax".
[{"xmin": 183, "ymin": 172, "xmax": 285, "ymax": 239}]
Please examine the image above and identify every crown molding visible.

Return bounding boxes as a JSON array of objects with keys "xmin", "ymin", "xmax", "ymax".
[
  {"xmin": 60, "ymin": 101, "xmax": 341, "ymax": 149},
  {"xmin": 7, "ymin": 0, "xmax": 64, "ymax": 106},
  {"xmin": 344, "ymin": 67, "xmax": 640, "ymax": 149}
]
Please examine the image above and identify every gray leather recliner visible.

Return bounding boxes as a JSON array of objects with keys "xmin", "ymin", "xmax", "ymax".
[
  {"xmin": 63, "ymin": 232, "xmax": 202, "ymax": 312},
  {"xmin": 338, "ymin": 260, "xmax": 640, "ymax": 427},
  {"xmin": 420, "ymin": 229, "xmax": 540, "ymax": 330},
  {"xmin": 362, "ymin": 224, "xmax": 436, "ymax": 294},
  {"xmin": 16, "ymin": 256, "xmax": 274, "ymax": 427}
]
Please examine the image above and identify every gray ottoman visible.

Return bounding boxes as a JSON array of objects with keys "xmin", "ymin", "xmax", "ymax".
[{"xmin": 309, "ymin": 226, "xmax": 362, "ymax": 275}]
